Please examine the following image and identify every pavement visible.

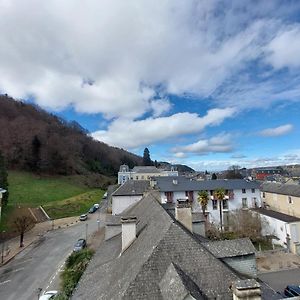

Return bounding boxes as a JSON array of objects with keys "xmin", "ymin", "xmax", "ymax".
[{"xmin": 0, "ymin": 216, "xmax": 81, "ymax": 266}]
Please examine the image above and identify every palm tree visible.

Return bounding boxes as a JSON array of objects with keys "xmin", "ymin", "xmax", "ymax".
[
  {"xmin": 214, "ymin": 188, "xmax": 225, "ymax": 232},
  {"xmin": 197, "ymin": 190, "xmax": 209, "ymax": 219}
]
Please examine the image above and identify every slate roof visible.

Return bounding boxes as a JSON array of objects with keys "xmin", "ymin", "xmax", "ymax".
[
  {"xmin": 203, "ymin": 238, "xmax": 256, "ymax": 258},
  {"xmin": 73, "ymin": 192, "xmax": 240, "ymax": 300},
  {"xmin": 132, "ymin": 166, "xmax": 161, "ymax": 173},
  {"xmin": 154, "ymin": 176, "xmax": 260, "ymax": 192},
  {"xmin": 253, "ymin": 208, "xmax": 300, "ymax": 223},
  {"xmin": 262, "ymin": 182, "xmax": 300, "ymax": 198},
  {"xmin": 112, "ymin": 180, "xmax": 150, "ymax": 196}
]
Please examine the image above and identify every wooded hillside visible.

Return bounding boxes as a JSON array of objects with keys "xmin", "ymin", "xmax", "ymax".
[{"xmin": 0, "ymin": 95, "xmax": 142, "ymax": 176}]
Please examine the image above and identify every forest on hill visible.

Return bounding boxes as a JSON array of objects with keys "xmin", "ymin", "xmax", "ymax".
[{"xmin": 0, "ymin": 95, "xmax": 142, "ymax": 177}]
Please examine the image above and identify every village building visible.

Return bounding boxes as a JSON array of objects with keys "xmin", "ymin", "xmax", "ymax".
[
  {"xmin": 261, "ymin": 182, "xmax": 300, "ymax": 218},
  {"xmin": 73, "ymin": 191, "xmax": 276, "ymax": 300},
  {"xmin": 152, "ymin": 177, "xmax": 261, "ymax": 226},
  {"xmin": 118, "ymin": 164, "xmax": 178, "ymax": 184}
]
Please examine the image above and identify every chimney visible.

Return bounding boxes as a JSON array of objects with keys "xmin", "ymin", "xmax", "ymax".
[
  {"xmin": 172, "ymin": 179, "xmax": 178, "ymax": 185},
  {"xmin": 175, "ymin": 200, "xmax": 192, "ymax": 232},
  {"xmin": 121, "ymin": 216, "xmax": 137, "ymax": 252},
  {"xmin": 192, "ymin": 213, "xmax": 206, "ymax": 237},
  {"xmin": 232, "ymin": 279, "xmax": 261, "ymax": 300}
]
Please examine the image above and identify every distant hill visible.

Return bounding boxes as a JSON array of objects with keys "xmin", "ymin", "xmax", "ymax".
[
  {"xmin": 157, "ymin": 161, "xmax": 195, "ymax": 174},
  {"xmin": 0, "ymin": 95, "xmax": 142, "ymax": 177}
]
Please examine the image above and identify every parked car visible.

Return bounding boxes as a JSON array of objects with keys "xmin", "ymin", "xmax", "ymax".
[
  {"xmin": 73, "ymin": 238, "xmax": 87, "ymax": 252},
  {"xmin": 284, "ymin": 285, "xmax": 300, "ymax": 297},
  {"xmin": 89, "ymin": 206, "xmax": 97, "ymax": 213},
  {"xmin": 93, "ymin": 203, "xmax": 100, "ymax": 209},
  {"xmin": 39, "ymin": 290, "xmax": 58, "ymax": 300},
  {"xmin": 79, "ymin": 214, "xmax": 88, "ymax": 221}
]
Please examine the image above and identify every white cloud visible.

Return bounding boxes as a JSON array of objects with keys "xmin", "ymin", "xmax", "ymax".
[
  {"xmin": 1, "ymin": 0, "xmax": 298, "ymax": 119},
  {"xmin": 259, "ymin": 124, "xmax": 293, "ymax": 137},
  {"xmin": 150, "ymin": 98, "xmax": 172, "ymax": 117},
  {"xmin": 265, "ymin": 26, "xmax": 300, "ymax": 69},
  {"xmin": 91, "ymin": 107, "xmax": 235, "ymax": 148},
  {"xmin": 172, "ymin": 133, "xmax": 234, "ymax": 155}
]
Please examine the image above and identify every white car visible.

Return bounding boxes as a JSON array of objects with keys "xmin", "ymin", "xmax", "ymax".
[
  {"xmin": 93, "ymin": 203, "xmax": 100, "ymax": 209},
  {"xmin": 39, "ymin": 290, "xmax": 58, "ymax": 300}
]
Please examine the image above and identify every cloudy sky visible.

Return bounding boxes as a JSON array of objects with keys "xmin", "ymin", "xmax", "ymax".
[{"xmin": 1, "ymin": 0, "xmax": 300, "ymax": 170}]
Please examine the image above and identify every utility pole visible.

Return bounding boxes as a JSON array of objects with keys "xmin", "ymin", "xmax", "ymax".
[
  {"xmin": 97, "ymin": 207, "xmax": 100, "ymax": 231},
  {"xmin": 85, "ymin": 223, "xmax": 88, "ymax": 242},
  {"xmin": 1, "ymin": 231, "xmax": 5, "ymax": 264}
]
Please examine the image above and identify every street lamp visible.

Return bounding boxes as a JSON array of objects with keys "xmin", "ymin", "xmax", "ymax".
[{"xmin": 85, "ymin": 223, "xmax": 88, "ymax": 242}]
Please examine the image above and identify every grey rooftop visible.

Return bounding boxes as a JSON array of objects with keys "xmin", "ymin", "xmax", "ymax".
[
  {"xmin": 262, "ymin": 181, "xmax": 300, "ymax": 198},
  {"xmin": 154, "ymin": 176, "xmax": 260, "ymax": 192},
  {"xmin": 253, "ymin": 207, "xmax": 300, "ymax": 223},
  {"xmin": 73, "ymin": 192, "xmax": 240, "ymax": 300},
  {"xmin": 203, "ymin": 238, "xmax": 256, "ymax": 258},
  {"xmin": 112, "ymin": 180, "xmax": 150, "ymax": 196}
]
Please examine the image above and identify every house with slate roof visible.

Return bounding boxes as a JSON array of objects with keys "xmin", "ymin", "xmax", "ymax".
[
  {"xmin": 261, "ymin": 182, "xmax": 300, "ymax": 218},
  {"xmin": 252, "ymin": 207, "xmax": 300, "ymax": 255},
  {"xmin": 118, "ymin": 164, "xmax": 178, "ymax": 184},
  {"xmin": 152, "ymin": 176, "xmax": 261, "ymax": 227},
  {"xmin": 72, "ymin": 191, "xmax": 278, "ymax": 300},
  {"xmin": 111, "ymin": 180, "xmax": 150, "ymax": 214}
]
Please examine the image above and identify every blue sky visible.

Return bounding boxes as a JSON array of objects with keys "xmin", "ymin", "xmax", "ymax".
[{"xmin": 1, "ymin": 0, "xmax": 300, "ymax": 170}]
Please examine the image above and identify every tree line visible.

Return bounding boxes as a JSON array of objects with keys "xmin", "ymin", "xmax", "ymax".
[{"xmin": 0, "ymin": 95, "xmax": 142, "ymax": 176}]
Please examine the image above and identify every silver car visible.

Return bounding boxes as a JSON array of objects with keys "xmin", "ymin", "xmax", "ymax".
[{"xmin": 73, "ymin": 238, "xmax": 87, "ymax": 252}]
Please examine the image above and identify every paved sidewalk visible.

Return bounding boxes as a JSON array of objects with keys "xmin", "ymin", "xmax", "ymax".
[{"xmin": 0, "ymin": 216, "xmax": 79, "ymax": 266}]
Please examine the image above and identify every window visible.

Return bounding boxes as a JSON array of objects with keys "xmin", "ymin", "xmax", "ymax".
[
  {"xmin": 242, "ymin": 189, "xmax": 246, "ymax": 194},
  {"xmin": 165, "ymin": 192, "xmax": 174, "ymax": 203},
  {"xmin": 242, "ymin": 198, "xmax": 248, "ymax": 208},
  {"xmin": 288, "ymin": 196, "xmax": 293, "ymax": 204},
  {"xmin": 210, "ymin": 190, "xmax": 214, "ymax": 196},
  {"xmin": 251, "ymin": 188, "xmax": 255, "ymax": 193},
  {"xmin": 141, "ymin": 175, "xmax": 144, "ymax": 179},
  {"xmin": 223, "ymin": 199, "xmax": 228, "ymax": 210},
  {"xmin": 135, "ymin": 176, "xmax": 139, "ymax": 180},
  {"xmin": 262, "ymin": 192, "xmax": 265, "ymax": 198},
  {"xmin": 212, "ymin": 200, "xmax": 218, "ymax": 210},
  {"xmin": 252, "ymin": 197, "xmax": 257, "ymax": 207},
  {"xmin": 185, "ymin": 191, "xmax": 194, "ymax": 202}
]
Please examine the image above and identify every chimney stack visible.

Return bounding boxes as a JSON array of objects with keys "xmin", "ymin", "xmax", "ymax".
[
  {"xmin": 172, "ymin": 179, "xmax": 178, "ymax": 185},
  {"xmin": 175, "ymin": 200, "xmax": 192, "ymax": 232},
  {"xmin": 232, "ymin": 279, "xmax": 261, "ymax": 300},
  {"xmin": 121, "ymin": 216, "xmax": 137, "ymax": 252}
]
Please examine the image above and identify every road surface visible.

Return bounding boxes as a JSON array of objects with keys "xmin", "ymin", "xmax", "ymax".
[{"xmin": 0, "ymin": 210, "xmax": 104, "ymax": 300}]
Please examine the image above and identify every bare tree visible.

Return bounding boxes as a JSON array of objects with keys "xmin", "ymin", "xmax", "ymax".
[
  {"xmin": 228, "ymin": 209, "xmax": 264, "ymax": 241},
  {"xmin": 14, "ymin": 215, "xmax": 35, "ymax": 247}
]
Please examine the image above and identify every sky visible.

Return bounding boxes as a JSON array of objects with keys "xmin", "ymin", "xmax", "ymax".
[{"xmin": 1, "ymin": 0, "xmax": 300, "ymax": 171}]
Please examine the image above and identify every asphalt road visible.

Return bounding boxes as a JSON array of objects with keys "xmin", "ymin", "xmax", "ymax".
[
  {"xmin": 0, "ymin": 211, "xmax": 104, "ymax": 300},
  {"xmin": 259, "ymin": 268, "xmax": 300, "ymax": 296}
]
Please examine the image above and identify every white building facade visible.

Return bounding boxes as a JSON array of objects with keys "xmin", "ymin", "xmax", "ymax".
[
  {"xmin": 118, "ymin": 165, "xmax": 178, "ymax": 184},
  {"xmin": 153, "ymin": 177, "xmax": 261, "ymax": 226}
]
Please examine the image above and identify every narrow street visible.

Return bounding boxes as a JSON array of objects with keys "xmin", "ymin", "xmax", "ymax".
[{"xmin": 0, "ymin": 206, "xmax": 106, "ymax": 300}]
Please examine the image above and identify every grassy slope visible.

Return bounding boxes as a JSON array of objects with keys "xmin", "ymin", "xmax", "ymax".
[
  {"xmin": 43, "ymin": 189, "xmax": 104, "ymax": 219},
  {"xmin": 0, "ymin": 171, "xmax": 105, "ymax": 228},
  {"xmin": 8, "ymin": 171, "xmax": 91, "ymax": 206}
]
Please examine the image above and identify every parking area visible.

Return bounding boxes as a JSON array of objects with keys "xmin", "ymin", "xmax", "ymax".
[{"xmin": 259, "ymin": 268, "xmax": 300, "ymax": 295}]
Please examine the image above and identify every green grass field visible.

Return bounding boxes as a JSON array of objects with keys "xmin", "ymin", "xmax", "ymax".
[
  {"xmin": 8, "ymin": 171, "xmax": 91, "ymax": 206},
  {"xmin": 0, "ymin": 171, "xmax": 105, "ymax": 228},
  {"xmin": 43, "ymin": 189, "xmax": 104, "ymax": 219}
]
